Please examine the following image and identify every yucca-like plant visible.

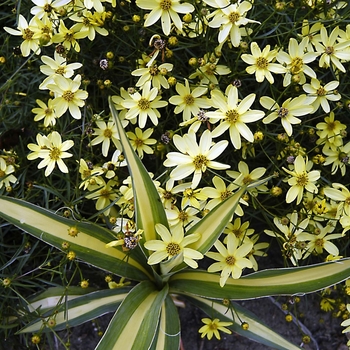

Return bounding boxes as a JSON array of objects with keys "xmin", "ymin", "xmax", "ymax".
[{"xmin": 1, "ymin": 98, "xmax": 350, "ymax": 350}]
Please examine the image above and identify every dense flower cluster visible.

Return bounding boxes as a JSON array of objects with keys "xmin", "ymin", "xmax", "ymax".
[{"xmin": 2, "ymin": 0, "xmax": 350, "ymax": 327}]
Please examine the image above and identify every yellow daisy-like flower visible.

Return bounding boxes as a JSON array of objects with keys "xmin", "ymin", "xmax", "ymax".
[
  {"xmin": 122, "ymin": 82, "xmax": 168, "ymax": 128},
  {"xmin": 323, "ymin": 142, "xmax": 350, "ymax": 176},
  {"xmin": 127, "ymin": 127, "xmax": 157, "ymax": 159},
  {"xmin": 4, "ymin": 14, "xmax": 41, "ymax": 57},
  {"xmin": 241, "ymin": 42, "xmax": 286, "ymax": 84},
  {"xmin": 144, "ymin": 223, "xmax": 203, "ymax": 269},
  {"xmin": 207, "ymin": 85, "xmax": 264, "ymax": 149},
  {"xmin": 282, "ymin": 155, "xmax": 320, "ymax": 205},
  {"xmin": 164, "ymin": 129, "xmax": 229, "ymax": 189},
  {"xmin": 198, "ymin": 318, "xmax": 233, "ymax": 340},
  {"xmin": 0, "ymin": 157, "xmax": 17, "ymax": 189},
  {"xmin": 206, "ymin": 234, "xmax": 253, "ymax": 287},
  {"xmin": 48, "ymin": 75, "xmax": 88, "ymax": 119},
  {"xmin": 169, "ymin": 79, "xmax": 210, "ymax": 122},
  {"xmin": 260, "ymin": 95, "xmax": 314, "ymax": 137},
  {"xmin": 32, "ymin": 99, "xmax": 59, "ymax": 127},
  {"xmin": 136, "ymin": 0, "xmax": 195, "ymax": 36},
  {"xmin": 33, "ymin": 131, "xmax": 74, "ymax": 177},
  {"xmin": 324, "ymin": 183, "xmax": 350, "ymax": 216},
  {"xmin": 303, "ymin": 78, "xmax": 341, "ymax": 113},
  {"xmin": 316, "ymin": 111, "xmax": 346, "ymax": 148}
]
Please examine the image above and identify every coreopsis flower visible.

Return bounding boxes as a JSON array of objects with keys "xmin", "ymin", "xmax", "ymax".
[
  {"xmin": 122, "ymin": 82, "xmax": 168, "ymax": 128},
  {"xmin": 144, "ymin": 223, "xmax": 203, "ymax": 269},
  {"xmin": 298, "ymin": 19, "xmax": 322, "ymax": 52},
  {"xmin": 31, "ymin": 14, "xmax": 54, "ymax": 47},
  {"xmin": 165, "ymin": 205, "xmax": 200, "ymax": 228},
  {"xmin": 4, "ymin": 14, "xmax": 41, "ymax": 57},
  {"xmin": 227, "ymin": 161, "xmax": 268, "ymax": 195},
  {"xmin": 135, "ymin": 0, "xmax": 195, "ymax": 36},
  {"xmin": 52, "ymin": 20, "xmax": 88, "ymax": 52},
  {"xmin": 132, "ymin": 62, "xmax": 173, "ymax": 90},
  {"xmin": 71, "ymin": 10, "xmax": 108, "ymax": 41},
  {"xmin": 78, "ymin": 159, "xmax": 104, "ymax": 190},
  {"xmin": 282, "ymin": 155, "xmax": 320, "ymax": 205},
  {"xmin": 323, "ymin": 142, "xmax": 350, "ymax": 176},
  {"xmin": 27, "ymin": 133, "xmax": 50, "ymax": 161},
  {"xmin": 126, "ymin": 127, "xmax": 157, "ymax": 159},
  {"xmin": 205, "ymin": 0, "xmax": 258, "ymax": 47},
  {"xmin": 207, "ymin": 85, "xmax": 264, "ymax": 149},
  {"xmin": 276, "ymin": 37, "xmax": 319, "ymax": 87},
  {"xmin": 303, "ymin": 78, "xmax": 341, "ymax": 113},
  {"xmin": 302, "ymin": 222, "xmax": 342, "ymax": 258},
  {"xmin": 86, "ymin": 179, "xmax": 118, "ymax": 216},
  {"xmin": 341, "ymin": 304, "xmax": 350, "ymax": 334},
  {"xmin": 0, "ymin": 157, "xmax": 17, "ymax": 189},
  {"xmin": 314, "ymin": 26, "xmax": 350, "ymax": 73},
  {"xmin": 30, "ymin": 0, "xmax": 71, "ymax": 19},
  {"xmin": 223, "ymin": 217, "xmax": 255, "ymax": 243},
  {"xmin": 260, "ymin": 95, "xmax": 314, "ymax": 137},
  {"xmin": 32, "ymin": 99, "xmax": 59, "ymax": 127},
  {"xmin": 241, "ymin": 42, "xmax": 286, "ymax": 84},
  {"xmin": 164, "ymin": 129, "xmax": 229, "ymax": 189},
  {"xmin": 102, "ymin": 150, "xmax": 127, "ymax": 179},
  {"xmin": 39, "ymin": 51, "xmax": 82, "ymax": 90},
  {"xmin": 264, "ymin": 212, "xmax": 309, "ymax": 265},
  {"xmin": 48, "ymin": 75, "xmax": 88, "ymax": 119},
  {"xmin": 199, "ymin": 318, "xmax": 232, "ymax": 340},
  {"xmin": 169, "ymin": 79, "xmax": 211, "ymax": 122},
  {"xmin": 111, "ymin": 88, "xmax": 132, "ymax": 122},
  {"xmin": 206, "ymin": 234, "xmax": 253, "ymax": 287},
  {"xmin": 28, "ymin": 131, "xmax": 74, "ymax": 177},
  {"xmin": 316, "ymin": 112, "xmax": 346, "ymax": 149},
  {"xmin": 245, "ymin": 234, "xmax": 269, "ymax": 271},
  {"xmin": 170, "ymin": 182, "xmax": 207, "ymax": 209},
  {"xmin": 324, "ymin": 183, "xmax": 350, "ymax": 216},
  {"xmin": 189, "ymin": 52, "xmax": 231, "ymax": 85},
  {"xmin": 90, "ymin": 119, "xmax": 123, "ymax": 157}
]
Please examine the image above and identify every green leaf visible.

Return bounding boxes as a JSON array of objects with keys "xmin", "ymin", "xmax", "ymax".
[
  {"xmin": 109, "ymin": 97, "xmax": 169, "ymax": 247},
  {"xmin": 169, "ymin": 259, "xmax": 350, "ymax": 299},
  {"xmin": 151, "ymin": 295, "xmax": 180, "ymax": 350},
  {"xmin": 20, "ymin": 287, "xmax": 130, "ymax": 333},
  {"xmin": 0, "ymin": 196, "xmax": 152, "ymax": 281},
  {"xmin": 96, "ymin": 281, "xmax": 168, "ymax": 350},
  {"xmin": 186, "ymin": 295, "xmax": 301, "ymax": 350},
  {"xmin": 187, "ymin": 186, "xmax": 246, "ymax": 254}
]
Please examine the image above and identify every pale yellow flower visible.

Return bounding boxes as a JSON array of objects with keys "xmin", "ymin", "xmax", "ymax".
[
  {"xmin": 199, "ymin": 318, "xmax": 232, "ymax": 340},
  {"xmin": 323, "ymin": 142, "xmax": 350, "ymax": 176},
  {"xmin": 127, "ymin": 127, "xmax": 157, "ymax": 159},
  {"xmin": 32, "ymin": 99, "xmax": 59, "ymax": 127},
  {"xmin": 316, "ymin": 112, "xmax": 346, "ymax": 149},
  {"xmin": 283, "ymin": 155, "xmax": 320, "ymax": 205},
  {"xmin": 324, "ymin": 183, "xmax": 350, "ymax": 216},
  {"xmin": 0, "ymin": 157, "xmax": 17, "ymax": 189},
  {"xmin": 144, "ymin": 223, "xmax": 203, "ymax": 269},
  {"xmin": 30, "ymin": 0, "xmax": 71, "ymax": 19},
  {"xmin": 206, "ymin": 234, "xmax": 253, "ymax": 287},
  {"xmin": 136, "ymin": 0, "xmax": 195, "ymax": 36}
]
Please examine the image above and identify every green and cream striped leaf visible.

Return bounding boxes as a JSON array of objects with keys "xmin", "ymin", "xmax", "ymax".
[
  {"xmin": 0, "ymin": 196, "xmax": 152, "ymax": 281},
  {"xmin": 169, "ymin": 259, "xmax": 350, "ymax": 299},
  {"xmin": 185, "ymin": 295, "xmax": 301, "ymax": 350},
  {"xmin": 20, "ymin": 287, "xmax": 130, "ymax": 333},
  {"xmin": 96, "ymin": 280, "xmax": 168, "ymax": 350},
  {"xmin": 109, "ymin": 97, "xmax": 169, "ymax": 247},
  {"xmin": 150, "ymin": 295, "xmax": 180, "ymax": 350}
]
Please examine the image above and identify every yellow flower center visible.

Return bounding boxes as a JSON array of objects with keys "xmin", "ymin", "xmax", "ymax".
[
  {"xmin": 83, "ymin": 17, "xmax": 91, "ymax": 26},
  {"xmin": 184, "ymin": 94, "xmax": 195, "ymax": 105},
  {"xmin": 296, "ymin": 172, "xmax": 308, "ymax": 187},
  {"xmin": 325, "ymin": 46, "xmax": 334, "ymax": 55},
  {"xmin": 209, "ymin": 322, "xmax": 218, "ymax": 331},
  {"xmin": 149, "ymin": 65, "xmax": 159, "ymax": 76},
  {"xmin": 315, "ymin": 238, "xmax": 324, "ymax": 247},
  {"xmin": 83, "ymin": 169, "xmax": 91, "ymax": 177},
  {"xmin": 104, "ymin": 128, "xmax": 113, "ymax": 138},
  {"xmin": 166, "ymin": 242, "xmax": 181, "ymax": 256},
  {"xmin": 23, "ymin": 28, "xmax": 34, "ymax": 40},
  {"xmin": 134, "ymin": 138, "xmax": 144, "ymax": 147},
  {"xmin": 256, "ymin": 57, "xmax": 269, "ymax": 69},
  {"xmin": 345, "ymin": 197, "xmax": 350, "ymax": 206},
  {"xmin": 184, "ymin": 188, "xmax": 194, "ymax": 198},
  {"xmin": 326, "ymin": 121, "xmax": 336, "ymax": 131},
  {"xmin": 63, "ymin": 90, "xmax": 74, "ymax": 102},
  {"xmin": 138, "ymin": 98, "xmax": 150, "ymax": 110},
  {"xmin": 225, "ymin": 109, "xmax": 239, "ymax": 123},
  {"xmin": 44, "ymin": 4, "xmax": 52, "ymax": 12},
  {"xmin": 100, "ymin": 189, "xmax": 111, "ymax": 198},
  {"xmin": 178, "ymin": 210, "xmax": 188, "ymax": 222},
  {"xmin": 228, "ymin": 12, "xmax": 240, "ymax": 23},
  {"xmin": 225, "ymin": 255, "xmax": 236, "ymax": 265},
  {"xmin": 55, "ymin": 67, "xmax": 65, "ymax": 75},
  {"xmin": 220, "ymin": 190, "xmax": 232, "ymax": 201},
  {"xmin": 316, "ymin": 87, "xmax": 326, "ymax": 96},
  {"xmin": 0, "ymin": 170, "xmax": 5, "ymax": 177},
  {"xmin": 278, "ymin": 107, "xmax": 289, "ymax": 118},
  {"xmin": 232, "ymin": 229, "xmax": 243, "ymax": 238},
  {"xmin": 160, "ymin": 0, "xmax": 172, "ymax": 10},
  {"xmin": 290, "ymin": 57, "xmax": 303, "ymax": 74},
  {"xmin": 193, "ymin": 154, "xmax": 208, "ymax": 170},
  {"xmin": 64, "ymin": 30, "xmax": 75, "ymax": 42},
  {"xmin": 242, "ymin": 175, "xmax": 252, "ymax": 185},
  {"xmin": 49, "ymin": 147, "xmax": 61, "ymax": 160}
]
